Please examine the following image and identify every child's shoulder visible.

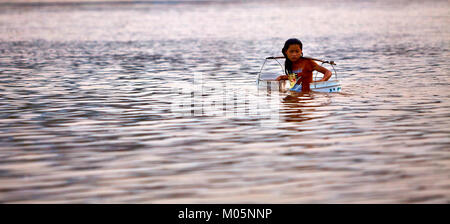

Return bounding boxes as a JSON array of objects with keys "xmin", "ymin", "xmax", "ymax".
[
  {"xmin": 302, "ymin": 58, "xmax": 318, "ymax": 68},
  {"xmin": 300, "ymin": 57, "xmax": 314, "ymax": 63},
  {"xmin": 304, "ymin": 58, "xmax": 316, "ymax": 63}
]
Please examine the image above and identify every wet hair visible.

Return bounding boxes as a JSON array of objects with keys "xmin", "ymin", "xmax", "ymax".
[{"xmin": 282, "ymin": 38, "xmax": 303, "ymax": 75}]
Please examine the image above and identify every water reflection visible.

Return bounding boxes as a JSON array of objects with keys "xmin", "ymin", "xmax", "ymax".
[{"xmin": 280, "ymin": 92, "xmax": 318, "ymax": 123}]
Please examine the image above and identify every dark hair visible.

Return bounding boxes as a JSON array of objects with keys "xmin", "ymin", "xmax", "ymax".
[{"xmin": 282, "ymin": 38, "xmax": 303, "ymax": 75}]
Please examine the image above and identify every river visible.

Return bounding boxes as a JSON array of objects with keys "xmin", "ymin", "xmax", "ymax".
[{"xmin": 0, "ymin": 0, "xmax": 449, "ymax": 203}]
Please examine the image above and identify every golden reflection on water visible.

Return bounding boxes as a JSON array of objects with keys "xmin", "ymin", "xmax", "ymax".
[{"xmin": 281, "ymin": 93, "xmax": 318, "ymax": 124}]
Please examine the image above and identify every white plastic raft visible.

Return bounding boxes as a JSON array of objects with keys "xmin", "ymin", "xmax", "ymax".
[
  {"xmin": 290, "ymin": 79, "xmax": 341, "ymax": 93},
  {"xmin": 256, "ymin": 56, "xmax": 342, "ymax": 93},
  {"xmin": 257, "ymin": 79, "xmax": 341, "ymax": 93}
]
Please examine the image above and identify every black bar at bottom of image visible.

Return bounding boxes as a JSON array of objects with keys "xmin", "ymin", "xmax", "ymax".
[{"xmin": 1, "ymin": 204, "xmax": 446, "ymax": 223}]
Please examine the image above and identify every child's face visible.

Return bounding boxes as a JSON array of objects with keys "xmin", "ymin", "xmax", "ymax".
[{"xmin": 286, "ymin": 44, "xmax": 302, "ymax": 62}]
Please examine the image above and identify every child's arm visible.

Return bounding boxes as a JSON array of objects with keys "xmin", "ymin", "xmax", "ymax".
[
  {"xmin": 312, "ymin": 63, "xmax": 332, "ymax": 82},
  {"xmin": 276, "ymin": 75, "xmax": 288, "ymax": 81}
]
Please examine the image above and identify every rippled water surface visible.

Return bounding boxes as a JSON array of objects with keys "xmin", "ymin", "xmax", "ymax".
[{"xmin": 0, "ymin": 0, "xmax": 449, "ymax": 203}]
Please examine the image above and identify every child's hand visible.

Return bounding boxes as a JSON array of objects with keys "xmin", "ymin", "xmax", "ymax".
[{"xmin": 276, "ymin": 75, "xmax": 287, "ymax": 81}]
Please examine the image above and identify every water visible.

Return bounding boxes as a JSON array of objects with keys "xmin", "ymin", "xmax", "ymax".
[{"xmin": 0, "ymin": 0, "xmax": 449, "ymax": 203}]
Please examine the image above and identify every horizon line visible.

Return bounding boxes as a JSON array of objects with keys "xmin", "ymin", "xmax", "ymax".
[{"xmin": 0, "ymin": 0, "xmax": 246, "ymax": 7}]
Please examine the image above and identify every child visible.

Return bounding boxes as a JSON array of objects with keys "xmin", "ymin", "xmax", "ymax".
[{"xmin": 275, "ymin": 38, "xmax": 332, "ymax": 92}]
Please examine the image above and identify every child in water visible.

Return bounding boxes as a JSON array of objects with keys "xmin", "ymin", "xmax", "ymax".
[{"xmin": 276, "ymin": 38, "xmax": 332, "ymax": 92}]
